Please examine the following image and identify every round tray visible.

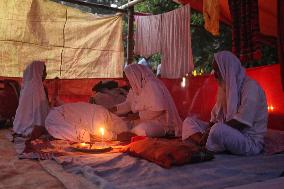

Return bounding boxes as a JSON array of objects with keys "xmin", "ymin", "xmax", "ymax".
[{"xmin": 72, "ymin": 145, "xmax": 112, "ymax": 153}]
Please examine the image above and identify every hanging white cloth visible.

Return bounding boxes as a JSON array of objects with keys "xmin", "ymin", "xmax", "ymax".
[
  {"xmin": 13, "ymin": 61, "xmax": 49, "ymax": 136},
  {"xmin": 134, "ymin": 5, "xmax": 194, "ymax": 78},
  {"xmin": 134, "ymin": 15, "xmax": 161, "ymax": 58},
  {"xmin": 160, "ymin": 5, "xmax": 194, "ymax": 78}
]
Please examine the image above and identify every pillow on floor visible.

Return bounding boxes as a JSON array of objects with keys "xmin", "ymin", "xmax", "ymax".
[{"xmin": 121, "ymin": 138, "xmax": 214, "ymax": 168}]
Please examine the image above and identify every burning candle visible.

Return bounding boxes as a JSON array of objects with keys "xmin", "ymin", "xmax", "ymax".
[
  {"xmin": 100, "ymin": 127, "xmax": 104, "ymax": 146},
  {"xmin": 80, "ymin": 142, "xmax": 87, "ymax": 147},
  {"xmin": 181, "ymin": 77, "xmax": 186, "ymax": 88}
]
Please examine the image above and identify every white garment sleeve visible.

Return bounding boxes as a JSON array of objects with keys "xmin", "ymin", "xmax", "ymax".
[
  {"xmin": 116, "ymin": 90, "xmax": 134, "ymax": 115},
  {"xmin": 233, "ymin": 81, "xmax": 259, "ymax": 127},
  {"xmin": 116, "ymin": 101, "xmax": 132, "ymax": 115},
  {"xmin": 210, "ymin": 103, "xmax": 219, "ymax": 123},
  {"xmin": 139, "ymin": 110, "xmax": 165, "ymax": 121}
]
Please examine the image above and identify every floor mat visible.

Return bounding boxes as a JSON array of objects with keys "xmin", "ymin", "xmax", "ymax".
[{"xmin": 0, "ymin": 129, "xmax": 64, "ymax": 189}]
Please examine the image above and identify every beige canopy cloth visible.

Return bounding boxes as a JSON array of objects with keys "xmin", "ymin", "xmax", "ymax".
[{"xmin": 0, "ymin": 0, "xmax": 124, "ymax": 79}]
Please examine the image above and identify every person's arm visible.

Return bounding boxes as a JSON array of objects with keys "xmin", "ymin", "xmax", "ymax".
[
  {"xmin": 111, "ymin": 100, "xmax": 132, "ymax": 115},
  {"xmin": 126, "ymin": 112, "xmax": 140, "ymax": 120},
  {"xmin": 139, "ymin": 110, "xmax": 166, "ymax": 120},
  {"xmin": 208, "ymin": 121, "xmax": 215, "ymax": 128},
  {"xmin": 225, "ymin": 119, "xmax": 248, "ymax": 131},
  {"xmin": 228, "ymin": 80, "xmax": 261, "ymax": 131},
  {"xmin": 199, "ymin": 121, "xmax": 216, "ymax": 145}
]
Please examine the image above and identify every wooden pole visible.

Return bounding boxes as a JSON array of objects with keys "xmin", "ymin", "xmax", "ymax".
[
  {"xmin": 278, "ymin": 0, "xmax": 284, "ymax": 90},
  {"xmin": 127, "ymin": 7, "xmax": 134, "ymax": 65},
  {"xmin": 119, "ymin": 0, "xmax": 145, "ymax": 9},
  {"xmin": 60, "ymin": 0, "xmax": 128, "ymax": 13}
]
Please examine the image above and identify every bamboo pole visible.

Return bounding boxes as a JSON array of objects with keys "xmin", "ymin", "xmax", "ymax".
[
  {"xmin": 127, "ymin": 7, "xmax": 135, "ymax": 65},
  {"xmin": 119, "ymin": 0, "xmax": 145, "ymax": 9},
  {"xmin": 60, "ymin": 0, "xmax": 128, "ymax": 13}
]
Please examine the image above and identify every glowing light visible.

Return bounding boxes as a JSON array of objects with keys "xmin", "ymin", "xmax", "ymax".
[
  {"xmin": 100, "ymin": 127, "xmax": 105, "ymax": 146},
  {"xmin": 268, "ymin": 105, "xmax": 275, "ymax": 111},
  {"xmin": 181, "ymin": 77, "xmax": 186, "ymax": 88},
  {"xmin": 80, "ymin": 142, "xmax": 87, "ymax": 147},
  {"xmin": 100, "ymin": 127, "xmax": 104, "ymax": 136},
  {"xmin": 192, "ymin": 70, "xmax": 197, "ymax": 77}
]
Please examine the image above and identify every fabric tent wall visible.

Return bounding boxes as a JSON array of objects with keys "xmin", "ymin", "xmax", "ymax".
[
  {"xmin": 173, "ymin": 0, "xmax": 277, "ymax": 37},
  {"xmin": 2, "ymin": 64, "xmax": 279, "ymax": 130},
  {"xmin": 0, "ymin": 0, "xmax": 124, "ymax": 79},
  {"xmin": 168, "ymin": 64, "xmax": 284, "ymax": 131},
  {"xmin": 1, "ymin": 64, "xmax": 283, "ymax": 130}
]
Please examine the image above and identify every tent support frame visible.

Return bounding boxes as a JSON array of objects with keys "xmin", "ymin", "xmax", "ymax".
[{"xmin": 127, "ymin": 7, "xmax": 135, "ymax": 65}]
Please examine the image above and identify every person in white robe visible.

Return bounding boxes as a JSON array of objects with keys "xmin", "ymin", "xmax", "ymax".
[
  {"xmin": 13, "ymin": 61, "xmax": 49, "ymax": 136},
  {"xmin": 45, "ymin": 102, "xmax": 129, "ymax": 142},
  {"xmin": 156, "ymin": 64, "xmax": 161, "ymax": 78},
  {"xmin": 138, "ymin": 57, "xmax": 151, "ymax": 68},
  {"xmin": 111, "ymin": 64, "xmax": 182, "ymax": 137},
  {"xmin": 182, "ymin": 51, "xmax": 268, "ymax": 155}
]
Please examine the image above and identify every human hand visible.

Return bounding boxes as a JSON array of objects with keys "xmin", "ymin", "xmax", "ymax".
[
  {"xmin": 109, "ymin": 106, "xmax": 117, "ymax": 113},
  {"xmin": 200, "ymin": 127, "xmax": 211, "ymax": 146},
  {"xmin": 126, "ymin": 112, "xmax": 139, "ymax": 120},
  {"xmin": 208, "ymin": 121, "xmax": 215, "ymax": 128}
]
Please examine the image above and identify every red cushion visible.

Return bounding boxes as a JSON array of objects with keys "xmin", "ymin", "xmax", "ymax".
[{"xmin": 121, "ymin": 138, "xmax": 214, "ymax": 168}]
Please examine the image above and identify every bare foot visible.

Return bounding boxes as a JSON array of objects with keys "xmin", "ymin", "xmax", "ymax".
[{"xmin": 185, "ymin": 132, "xmax": 203, "ymax": 145}]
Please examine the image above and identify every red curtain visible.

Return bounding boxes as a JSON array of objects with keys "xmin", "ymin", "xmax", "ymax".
[{"xmin": 1, "ymin": 64, "xmax": 283, "ymax": 130}]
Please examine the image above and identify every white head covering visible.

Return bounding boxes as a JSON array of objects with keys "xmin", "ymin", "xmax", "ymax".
[
  {"xmin": 13, "ymin": 61, "xmax": 49, "ymax": 136},
  {"xmin": 211, "ymin": 51, "xmax": 246, "ymax": 122},
  {"xmin": 156, "ymin": 64, "xmax": 161, "ymax": 76},
  {"xmin": 124, "ymin": 64, "xmax": 182, "ymax": 136},
  {"xmin": 138, "ymin": 58, "xmax": 151, "ymax": 68}
]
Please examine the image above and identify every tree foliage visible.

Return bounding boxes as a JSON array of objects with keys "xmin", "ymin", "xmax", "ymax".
[
  {"xmin": 53, "ymin": 0, "xmax": 277, "ymax": 74},
  {"xmin": 134, "ymin": 0, "xmax": 277, "ymax": 73}
]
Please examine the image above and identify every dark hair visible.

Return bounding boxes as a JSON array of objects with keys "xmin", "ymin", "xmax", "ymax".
[{"xmin": 92, "ymin": 80, "xmax": 118, "ymax": 92}]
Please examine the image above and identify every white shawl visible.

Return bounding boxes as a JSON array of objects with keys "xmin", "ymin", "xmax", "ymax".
[
  {"xmin": 124, "ymin": 64, "xmax": 182, "ymax": 136},
  {"xmin": 13, "ymin": 61, "xmax": 49, "ymax": 136},
  {"xmin": 211, "ymin": 51, "xmax": 246, "ymax": 122}
]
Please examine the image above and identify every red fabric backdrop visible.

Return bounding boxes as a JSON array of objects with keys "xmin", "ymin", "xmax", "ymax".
[{"xmin": 1, "ymin": 64, "xmax": 283, "ymax": 130}]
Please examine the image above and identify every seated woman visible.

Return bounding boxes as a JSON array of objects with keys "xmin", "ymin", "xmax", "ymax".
[
  {"xmin": 111, "ymin": 64, "xmax": 182, "ymax": 137},
  {"xmin": 182, "ymin": 51, "xmax": 268, "ymax": 156},
  {"xmin": 45, "ymin": 102, "xmax": 129, "ymax": 142},
  {"xmin": 13, "ymin": 61, "xmax": 49, "ymax": 137},
  {"xmin": 89, "ymin": 80, "xmax": 128, "ymax": 109}
]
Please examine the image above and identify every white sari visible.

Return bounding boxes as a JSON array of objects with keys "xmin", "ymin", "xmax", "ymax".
[
  {"xmin": 45, "ymin": 102, "xmax": 128, "ymax": 142},
  {"xmin": 117, "ymin": 64, "xmax": 182, "ymax": 136},
  {"xmin": 13, "ymin": 61, "xmax": 49, "ymax": 136}
]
